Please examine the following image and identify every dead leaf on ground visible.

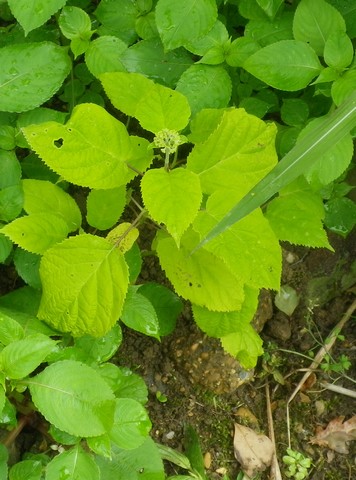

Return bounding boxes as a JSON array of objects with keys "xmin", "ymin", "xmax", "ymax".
[
  {"xmin": 310, "ymin": 415, "xmax": 356, "ymax": 454},
  {"xmin": 233, "ymin": 423, "xmax": 274, "ymax": 477}
]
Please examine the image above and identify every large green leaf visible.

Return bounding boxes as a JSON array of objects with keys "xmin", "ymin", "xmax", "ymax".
[
  {"xmin": 293, "ymin": 0, "xmax": 346, "ymax": 55},
  {"xmin": 2, "ymin": 213, "xmax": 71, "ymax": 254},
  {"xmin": 22, "ymin": 179, "xmax": 82, "ymax": 231},
  {"xmin": 187, "ymin": 108, "xmax": 277, "ymax": 195},
  {"xmin": 0, "ymin": 42, "xmax": 71, "ymax": 113},
  {"xmin": 46, "ymin": 445, "xmax": 100, "ymax": 480},
  {"xmin": 266, "ymin": 178, "xmax": 331, "ymax": 248},
  {"xmin": 244, "ymin": 40, "xmax": 322, "ymax": 91},
  {"xmin": 176, "ymin": 65, "xmax": 232, "ymax": 117},
  {"xmin": 28, "ymin": 360, "xmax": 115, "ymax": 437},
  {"xmin": 197, "ymin": 91, "xmax": 356, "ymax": 248},
  {"xmin": 100, "ymin": 72, "xmax": 191, "ymax": 133},
  {"xmin": 38, "ymin": 234, "xmax": 129, "ymax": 337},
  {"xmin": 7, "ymin": 0, "xmax": 67, "ymax": 35},
  {"xmin": 156, "ymin": 0, "xmax": 217, "ymax": 51},
  {"xmin": 193, "ymin": 191, "xmax": 282, "ymax": 290},
  {"xmin": 156, "ymin": 230, "xmax": 245, "ymax": 312},
  {"xmin": 0, "ymin": 333, "xmax": 56, "ymax": 379},
  {"xmin": 109, "ymin": 398, "xmax": 151, "ymax": 450},
  {"xmin": 141, "ymin": 168, "xmax": 202, "ymax": 246},
  {"xmin": 22, "ymin": 103, "xmax": 131, "ymax": 189}
]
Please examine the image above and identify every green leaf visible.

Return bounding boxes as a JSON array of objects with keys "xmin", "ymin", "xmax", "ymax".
[
  {"xmin": 38, "ymin": 234, "xmax": 129, "ymax": 337},
  {"xmin": 141, "ymin": 168, "xmax": 202, "ymax": 246},
  {"xmin": 324, "ymin": 197, "xmax": 356, "ymax": 237},
  {"xmin": 7, "ymin": 0, "xmax": 67, "ymax": 36},
  {"xmin": 301, "ymin": 121, "xmax": 353, "ymax": 186},
  {"xmin": 176, "ymin": 65, "xmax": 232, "ymax": 117},
  {"xmin": 49, "ymin": 425, "xmax": 80, "ymax": 446},
  {"xmin": 225, "ymin": 37, "xmax": 260, "ymax": 67},
  {"xmin": 192, "ymin": 287, "xmax": 259, "ymax": 337},
  {"xmin": 22, "ymin": 103, "xmax": 131, "ymax": 189},
  {"xmin": 59, "ymin": 6, "xmax": 92, "ymax": 40},
  {"xmin": 245, "ymin": 11, "xmax": 294, "ymax": 46},
  {"xmin": 187, "ymin": 108, "xmax": 278, "ymax": 196},
  {"xmin": 0, "ymin": 185, "xmax": 23, "ymax": 222},
  {"xmin": 46, "ymin": 445, "xmax": 100, "ymax": 480},
  {"xmin": 193, "ymin": 191, "xmax": 282, "ymax": 290},
  {"xmin": 125, "ymin": 242, "xmax": 142, "ymax": 283},
  {"xmin": 74, "ymin": 324, "xmax": 122, "ymax": 364},
  {"xmin": 28, "ymin": 360, "xmax": 115, "ymax": 437},
  {"xmin": 96, "ymin": 437, "xmax": 165, "ymax": 480},
  {"xmin": 0, "ymin": 305, "xmax": 56, "ymax": 337},
  {"xmin": 0, "ymin": 310, "xmax": 24, "ymax": 345},
  {"xmin": 94, "ymin": 0, "xmax": 138, "ymax": 44},
  {"xmin": 138, "ymin": 283, "xmax": 182, "ymax": 336},
  {"xmin": 183, "ymin": 20, "xmax": 229, "ymax": 55},
  {"xmin": 156, "ymin": 229, "xmax": 245, "ymax": 311},
  {"xmin": 120, "ymin": 38, "xmax": 193, "ymax": 88},
  {"xmin": 100, "ymin": 72, "xmax": 191, "ymax": 133},
  {"xmin": 221, "ymin": 324, "xmax": 263, "ymax": 369},
  {"xmin": 256, "ymin": 0, "xmax": 284, "ymax": 19},
  {"xmin": 156, "ymin": 0, "xmax": 217, "ymax": 51},
  {"xmin": 274, "ymin": 285, "xmax": 299, "ymax": 316},
  {"xmin": 0, "ymin": 151, "xmax": 21, "ymax": 189},
  {"xmin": 121, "ymin": 287, "xmax": 160, "ymax": 339},
  {"xmin": 332, "ymin": 69, "xmax": 356, "ymax": 106},
  {"xmin": 0, "ymin": 445, "xmax": 8, "ymax": 480},
  {"xmin": 85, "ymin": 36, "xmax": 128, "ymax": 78},
  {"xmin": 87, "ymin": 434, "xmax": 112, "ymax": 459},
  {"xmin": 197, "ymin": 91, "xmax": 356, "ymax": 248},
  {"xmin": 86, "ymin": 186, "xmax": 126, "ymax": 230},
  {"xmin": 13, "ymin": 249, "xmax": 41, "ymax": 289},
  {"xmin": 0, "ymin": 42, "xmax": 71, "ymax": 113},
  {"xmin": 9, "ymin": 460, "xmax": 42, "ymax": 480},
  {"xmin": 281, "ymin": 99, "xmax": 309, "ymax": 127},
  {"xmin": 22, "ymin": 179, "xmax": 82, "ymax": 231},
  {"xmin": 0, "ymin": 126, "xmax": 16, "ymax": 151},
  {"xmin": 0, "ymin": 333, "xmax": 56, "ymax": 379},
  {"xmin": 293, "ymin": 0, "xmax": 346, "ymax": 55},
  {"xmin": 266, "ymin": 178, "xmax": 331, "ymax": 248},
  {"xmin": 324, "ymin": 31, "xmax": 354, "ymax": 69},
  {"xmin": 109, "ymin": 398, "xmax": 151, "ymax": 450},
  {"xmin": 244, "ymin": 40, "xmax": 322, "ymax": 91},
  {"xmin": 2, "ymin": 213, "xmax": 71, "ymax": 254},
  {"xmin": 0, "ymin": 233, "xmax": 12, "ymax": 263},
  {"xmin": 96, "ymin": 364, "xmax": 148, "ymax": 404}
]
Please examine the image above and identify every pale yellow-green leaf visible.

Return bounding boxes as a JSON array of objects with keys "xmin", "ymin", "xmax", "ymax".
[
  {"xmin": 141, "ymin": 168, "xmax": 202, "ymax": 246},
  {"xmin": 38, "ymin": 234, "xmax": 129, "ymax": 337},
  {"xmin": 106, "ymin": 223, "xmax": 139, "ymax": 253},
  {"xmin": 221, "ymin": 325, "xmax": 264, "ymax": 369}
]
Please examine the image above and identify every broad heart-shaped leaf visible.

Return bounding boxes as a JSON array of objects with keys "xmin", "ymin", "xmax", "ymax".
[
  {"xmin": 197, "ymin": 91, "xmax": 356, "ymax": 249},
  {"xmin": 156, "ymin": 229, "xmax": 245, "ymax": 312},
  {"xmin": 221, "ymin": 324, "xmax": 264, "ymax": 369},
  {"xmin": 9, "ymin": 459, "xmax": 42, "ymax": 480},
  {"xmin": 266, "ymin": 178, "xmax": 331, "ymax": 249},
  {"xmin": 156, "ymin": 0, "xmax": 217, "ymax": 51},
  {"xmin": 22, "ymin": 179, "xmax": 82, "ymax": 231},
  {"xmin": 22, "ymin": 103, "xmax": 131, "ymax": 189},
  {"xmin": 141, "ymin": 168, "xmax": 202, "ymax": 246},
  {"xmin": 100, "ymin": 72, "xmax": 191, "ymax": 133},
  {"xmin": 176, "ymin": 65, "xmax": 232, "ymax": 117},
  {"xmin": 193, "ymin": 191, "xmax": 282, "ymax": 290},
  {"xmin": 244, "ymin": 40, "xmax": 322, "ymax": 91},
  {"xmin": 46, "ymin": 445, "xmax": 100, "ymax": 480},
  {"xmin": 7, "ymin": 0, "xmax": 67, "ymax": 36},
  {"xmin": 1, "ymin": 213, "xmax": 71, "ymax": 254},
  {"xmin": 0, "ymin": 42, "xmax": 71, "ymax": 113},
  {"xmin": 27, "ymin": 360, "xmax": 115, "ymax": 437},
  {"xmin": 187, "ymin": 108, "xmax": 278, "ymax": 195},
  {"xmin": 86, "ymin": 186, "xmax": 126, "ymax": 230},
  {"xmin": 38, "ymin": 234, "xmax": 129, "ymax": 337},
  {"xmin": 121, "ymin": 287, "xmax": 160, "ymax": 339},
  {"xmin": 109, "ymin": 398, "xmax": 151, "ymax": 450},
  {"xmin": 293, "ymin": 0, "xmax": 346, "ymax": 56},
  {"xmin": 0, "ymin": 333, "xmax": 56, "ymax": 379},
  {"xmin": 192, "ymin": 286, "xmax": 259, "ymax": 338}
]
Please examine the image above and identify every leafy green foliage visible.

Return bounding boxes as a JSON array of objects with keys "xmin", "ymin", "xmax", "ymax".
[{"xmin": 0, "ymin": 1, "xmax": 355, "ymax": 477}]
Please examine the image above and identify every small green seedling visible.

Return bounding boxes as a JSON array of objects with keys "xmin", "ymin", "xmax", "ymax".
[{"xmin": 283, "ymin": 448, "xmax": 312, "ymax": 479}]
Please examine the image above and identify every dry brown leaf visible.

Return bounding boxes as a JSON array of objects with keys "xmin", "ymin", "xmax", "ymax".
[
  {"xmin": 310, "ymin": 416, "xmax": 356, "ymax": 454},
  {"xmin": 233, "ymin": 423, "xmax": 274, "ymax": 477}
]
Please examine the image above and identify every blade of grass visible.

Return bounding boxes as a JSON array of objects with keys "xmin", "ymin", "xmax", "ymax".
[{"xmin": 195, "ymin": 91, "xmax": 356, "ymax": 250}]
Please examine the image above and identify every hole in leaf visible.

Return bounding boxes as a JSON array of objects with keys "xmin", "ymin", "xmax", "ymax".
[{"xmin": 54, "ymin": 138, "xmax": 64, "ymax": 148}]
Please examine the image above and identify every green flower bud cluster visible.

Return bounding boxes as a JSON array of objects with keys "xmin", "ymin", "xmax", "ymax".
[{"xmin": 153, "ymin": 129, "xmax": 186, "ymax": 154}]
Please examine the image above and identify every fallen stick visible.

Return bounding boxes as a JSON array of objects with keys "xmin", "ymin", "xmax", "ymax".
[
  {"xmin": 286, "ymin": 297, "xmax": 356, "ymax": 447},
  {"xmin": 320, "ymin": 381, "xmax": 356, "ymax": 399},
  {"xmin": 266, "ymin": 384, "xmax": 282, "ymax": 480}
]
